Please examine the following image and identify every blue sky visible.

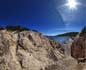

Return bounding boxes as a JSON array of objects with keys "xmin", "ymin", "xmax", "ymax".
[{"xmin": 0, "ymin": 0, "xmax": 86, "ymax": 35}]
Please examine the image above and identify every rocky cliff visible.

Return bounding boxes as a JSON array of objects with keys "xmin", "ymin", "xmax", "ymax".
[
  {"xmin": 71, "ymin": 26, "xmax": 86, "ymax": 62},
  {"xmin": 0, "ymin": 30, "xmax": 66, "ymax": 70},
  {"xmin": 0, "ymin": 28, "xmax": 86, "ymax": 70}
]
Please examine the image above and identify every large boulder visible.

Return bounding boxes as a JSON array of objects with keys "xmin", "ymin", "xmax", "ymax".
[
  {"xmin": 0, "ymin": 30, "xmax": 64, "ymax": 70},
  {"xmin": 71, "ymin": 26, "xmax": 86, "ymax": 62}
]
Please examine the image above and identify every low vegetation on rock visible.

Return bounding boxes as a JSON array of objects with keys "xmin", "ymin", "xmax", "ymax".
[
  {"xmin": 79, "ymin": 26, "xmax": 86, "ymax": 36},
  {"xmin": 0, "ymin": 27, "xmax": 4, "ymax": 30},
  {"xmin": 0, "ymin": 25, "xmax": 39, "ymax": 33},
  {"xmin": 6, "ymin": 25, "xmax": 30, "ymax": 31}
]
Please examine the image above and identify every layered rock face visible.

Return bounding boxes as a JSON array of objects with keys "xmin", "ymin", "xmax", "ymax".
[
  {"xmin": 0, "ymin": 30, "xmax": 65, "ymax": 70},
  {"xmin": 71, "ymin": 27, "xmax": 86, "ymax": 62},
  {"xmin": 0, "ymin": 29, "xmax": 86, "ymax": 70}
]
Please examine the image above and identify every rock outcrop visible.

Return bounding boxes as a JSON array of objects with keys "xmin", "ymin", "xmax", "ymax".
[
  {"xmin": 0, "ymin": 28, "xmax": 86, "ymax": 70},
  {"xmin": 71, "ymin": 26, "xmax": 86, "ymax": 62},
  {"xmin": 0, "ymin": 30, "xmax": 65, "ymax": 70}
]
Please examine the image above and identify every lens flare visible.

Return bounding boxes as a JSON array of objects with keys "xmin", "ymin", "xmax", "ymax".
[{"xmin": 66, "ymin": 0, "xmax": 79, "ymax": 10}]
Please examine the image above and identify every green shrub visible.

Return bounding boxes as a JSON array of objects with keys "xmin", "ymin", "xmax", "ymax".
[
  {"xmin": 32, "ymin": 30, "xmax": 38, "ymax": 32},
  {"xmin": 0, "ymin": 27, "xmax": 4, "ymax": 30},
  {"xmin": 80, "ymin": 26, "xmax": 86, "ymax": 36},
  {"xmin": 6, "ymin": 25, "xmax": 30, "ymax": 31}
]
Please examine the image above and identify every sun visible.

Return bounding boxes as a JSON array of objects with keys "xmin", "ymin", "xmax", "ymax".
[{"xmin": 66, "ymin": 0, "xmax": 78, "ymax": 10}]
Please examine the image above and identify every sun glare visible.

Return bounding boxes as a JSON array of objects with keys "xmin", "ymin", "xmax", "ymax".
[{"xmin": 66, "ymin": 0, "xmax": 78, "ymax": 10}]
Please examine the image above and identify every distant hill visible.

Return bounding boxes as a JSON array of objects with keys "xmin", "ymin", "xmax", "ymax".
[
  {"xmin": 47, "ymin": 32, "xmax": 79, "ymax": 43},
  {"xmin": 57, "ymin": 32, "xmax": 79, "ymax": 37}
]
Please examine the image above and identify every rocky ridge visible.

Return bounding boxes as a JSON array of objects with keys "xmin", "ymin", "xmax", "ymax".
[
  {"xmin": 0, "ymin": 26, "xmax": 86, "ymax": 70},
  {"xmin": 71, "ymin": 26, "xmax": 86, "ymax": 62},
  {"xmin": 0, "ymin": 30, "xmax": 65, "ymax": 70}
]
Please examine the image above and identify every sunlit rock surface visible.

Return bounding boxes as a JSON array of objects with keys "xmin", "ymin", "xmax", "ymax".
[
  {"xmin": 0, "ymin": 30, "xmax": 86, "ymax": 70},
  {"xmin": 0, "ymin": 30, "xmax": 64, "ymax": 70}
]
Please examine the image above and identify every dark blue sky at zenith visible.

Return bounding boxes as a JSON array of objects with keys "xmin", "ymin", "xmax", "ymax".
[{"xmin": 0, "ymin": 0, "xmax": 86, "ymax": 35}]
